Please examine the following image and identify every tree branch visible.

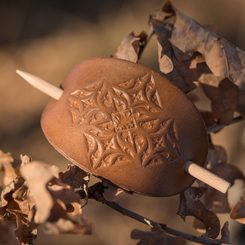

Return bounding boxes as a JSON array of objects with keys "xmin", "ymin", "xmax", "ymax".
[{"xmin": 78, "ymin": 182, "xmax": 229, "ymax": 245}]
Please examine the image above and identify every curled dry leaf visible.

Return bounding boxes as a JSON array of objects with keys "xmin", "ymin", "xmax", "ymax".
[
  {"xmin": 169, "ymin": 10, "xmax": 245, "ymax": 91},
  {"xmin": 211, "ymin": 164, "xmax": 245, "ymax": 186},
  {"xmin": 200, "ymin": 111, "xmax": 217, "ymax": 129},
  {"xmin": 0, "ymin": 152, "xmax": 37, "ymax": 244},
  {"xmin": 113, "ymin": 32, "xmax": 147, "ymax": 63},
  {"xmin": 46, "ymin": 181, "xmax": 92, "ymax": 234},
  {"xmin": 193, "ymin": 219, "xmax": 231, "ymax": 244},
  {"xmin": 202, "ymin": 162, "xmax": 244, "ymax": 214},
  {"xmin": 151, "ymin": 18, "xmax": 202, "ymax": 93},
  {"xmin": 220, "ymin": 222, "xmax": 231, "ymax": 244},
  {"xmin": 150, "ymin": 2, "xmax": 210, "ymax": 93},
  {"xmin": 131, "ymin": 228, "xmax": 186, "ymax": 245},
  {"xmin": 0, "ymin": 220, "xmax": 18, "ymax": 245},
  {"xmin": 59, "ymin": 164, "xmax": 90, "ymax": 191},
  {"xmin": 230, "ymin": 199, "xmax": 245, "ymax": 224},
  {"xmin": 201, "ymin": 79, "xmax": 239, "ymax": 124},
  {"xmin": 20, "ymin": 160, "xmax": 92, "ymax": 235},
  {"xmin": 177, "ymin": 187, "xmax": 220, "ymax": 239},
  {"xmin": 151, "ymin": 1, "xmax": 245, "ymax": 123},
  {"xmin": 207, "ymin": 143, "xmax": 227, "ymax": 168},
  {"xmin": 44, "ymin": 217, "xmax": 91, "ymax": 235},
  {"xmin": 0, "ymin": 150, "xmax": 92, "ymax": 244},
  {"xmin": 0, "ymin": 150, "xmax": 17, "ymax": 186},
  {"xmin": 59, "ymin": 164, "xmax": 90, "ymax": 207},
  {"xmin": 20, "ymin": 161, "xmax": 59, "ymax": 224},
  {"xmin": 198, "ymin": 139, "xmax": 239, "ymax": 214},
  {"xmin": 193, "ymin": 218, "xmax": 206, "ymax": 235}
]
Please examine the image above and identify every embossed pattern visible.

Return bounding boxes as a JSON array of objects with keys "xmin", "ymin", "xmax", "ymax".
[{"xmin": 68, "ymin": 73, "xmax": 181, "ymax": 169}]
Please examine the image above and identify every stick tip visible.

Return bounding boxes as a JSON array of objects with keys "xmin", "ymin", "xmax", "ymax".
[
  {"xmin": 16, "ymin": 69, "xmax": 63, "ymax": 100},
  {"xmin": 16, "ymin": 69, "xmax": 28, "ymax": 79}
]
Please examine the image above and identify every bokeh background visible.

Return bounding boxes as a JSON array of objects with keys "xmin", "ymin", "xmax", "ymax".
[{"xmin": 0, "ymin": 0, "xmax": 244, "ymax": 244}]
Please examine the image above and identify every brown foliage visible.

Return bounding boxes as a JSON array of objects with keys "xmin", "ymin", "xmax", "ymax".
[
  {"xmin": 0, "ymin": 151, "xmax": 91, "ymax": 244},
  {"xmin": 1, "ymin": 0, "xmax": 245, "ymax": 244}
]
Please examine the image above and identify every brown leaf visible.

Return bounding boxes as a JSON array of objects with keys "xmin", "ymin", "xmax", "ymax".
[
  {"xmin": 59, "ymin": 164, "xmax": 90, "ymax": 207},
  {"xmin": 113, "ymin": 32, "xmax": 147, "ymax": 63},
  {"xmin": 207, "ymin": 144, "xmax": 228, "ymax": 167},
  {"xmin": 201, "ymin": 79, "xmax": 239, "ymax": 124},
  {"xmin": 131, "ymin": 228, "xmax": 186, "ymax": 245},
  {"xmin": 0, "ymin": 150, "xmax": 17, "ymax": 186},
  {"xmin": 0, "ymin": 152, "xmax": 37, "ymax": 244},
  {"xmin": 177, "ymin": 187, "xmax": 220, "ymax": 238},
  {"xmin": 0, "ymin": 177, "xmax": 24, "ymax": 207},
  {"xmin": 20, "ymin": 161, "xmax": 59, "ymax": 223},
  {"xmin": 168, "ymin": 5, "xmax": 245, "ymax": 91},
  {"xmin": 44, "ymin": 195, "xmax": 92, "ymax": 235},
  {"xmin": 59, "ymin": 164, "xmax": 89, "ymax": 191},
  {"xmin": 203, "ymin": 190, "xmax": 230, "ymax": 214},
  {"xmin": 211, "ymin": 164, "xmax": 245, "ymax": 186},
  {"xmin": 0, "ymin": 220, "xmax": 18, "ymax": 245},
  {"xmin": 44, "ymin": 217, "xmax": 92, "ymax": 235},
  {"xmin": 200, "ymin": 111, "xmax": 217, "ymax": 129},
  {"xmin": 151, "ymin": 1, "xmax": 245, "ymax": 121},
  {"xmin": 202, "ymin": 162, "xmax": 245, "ymax": 213},
  {"xmin": 20, "ymin": 161, "xmax": 92, "ymax": 235},
  {"xmin": 193, "ymin": 218, "xmax": 206, "ymax": 235},
  {"xmin": 230, "ymin": 199, "xmax": 245, "ymax": 224},
  {"xmin": 151, "ymin": 18, "xmax": 202, "ymax": 93},
  {"xmin": 220, "ymin": 222, "xmax": 231, "ymax": 244},
  {"xmin": 202, "ymin": 163, "xmax": 244, "ymax": 214}
]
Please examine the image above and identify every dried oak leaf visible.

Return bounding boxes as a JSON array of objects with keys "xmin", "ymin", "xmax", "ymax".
[
  {"xmin": 202, "ymin": 163, "xmax": 244, "ymax": 214},
  {"xmin": 131, "ymin": 228, "xmax": 186, "ymax": 245},
  {"xmin": 151, "ymin": 18, "xmax": 205, "ymax": 93},
  {"xmin": 0, "ymin": 220, "xmax": 18, "ymax": 245},
  {"xmin": 151, "ymin": 1, "xmax": 245, "ymax": 122},
  {"xmin": 113, "ymin": 32, "xmax": 147, "ymax": 63},
  {"xmin": 193, "ymin": 218, "xmax": 206, "ymax": 235},
  {"xmin": 201, "ymin": 78, "xmax": 239, "ymax": 124},
  {"xmin": 193, "ymin": 219, "xmax": 231, "ymax": 244},
  {"xmin": 20, "ymin": 161, "xmax": 59, "ymax": 224},
  {"xmin": 59, "ymin": 164, "xmax": 90, "ymax": 207},
  {"xmin": 150, "ymin": 3, "xmax": 210, "ymax": 93},
  {"xmin": 59, "ymin": 164, "xmax": 89, "ymax": 191},
  {"xmin": 20, "ymin": 161, "xmax": 92, "ymax": 235},
  {"xmin": 177, "ymin": 187, "xmax": 220, "ymax": 239},
  {"xmin": 230, "ymin": 199, "xmax": 245, "ymax": 224},
  {"xmin": 0, "ymin": 152, "xmax": 37, "ymax": 244},
  {"xmin": 220, "ymin": 221, "xmax": 231, "ymax": 244},
  {"xmin": 207, "ymin": 143, "xmax": 227, "ymax": 168},
  {"xmin": 47, "ymin": 180, "xmax": 92, "ymax": 234},
  {"xmin": 211, "ymin": 163, "xmax": 244, "ymax": 186},
  {"xmin": 160, "ymin": 1, "xmax": 245, "ymax": 91},
  {"xmin": 0, "ymin": 150, "xmax": 17, "ymax": 186},
  {"xmin": 200, "ymin": 111, "xmax": 217, "ymax": 129}
]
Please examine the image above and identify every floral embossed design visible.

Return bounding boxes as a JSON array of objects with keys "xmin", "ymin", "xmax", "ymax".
[{"xmin": 68, "ymin": 73, "xmax": 181, "ymax": 169}]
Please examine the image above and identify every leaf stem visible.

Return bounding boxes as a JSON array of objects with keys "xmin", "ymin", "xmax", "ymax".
[{"xmin": 207, "ymin": 115, "xmax": 244, "ymax": 133}]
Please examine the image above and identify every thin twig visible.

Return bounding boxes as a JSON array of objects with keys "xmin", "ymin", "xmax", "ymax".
[
  {"xmin": 78, "ymin": 183, "xmax": 228, "ymax": 245},
  {"xmin": 207, "ymin": 115, "xmax": 244, "ymax": 133},
  {"xmin": 99, "ymin": 197, "xmax": 223, "ymax": 245}
]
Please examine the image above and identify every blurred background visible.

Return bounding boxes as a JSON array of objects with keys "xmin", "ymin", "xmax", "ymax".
[{"xmin": 0, "ymin": 0, "xmax": 244, "ymax": 244}]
